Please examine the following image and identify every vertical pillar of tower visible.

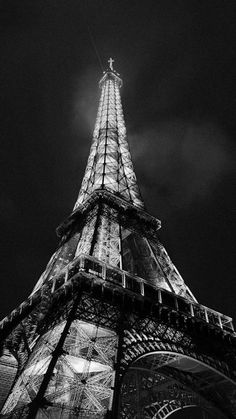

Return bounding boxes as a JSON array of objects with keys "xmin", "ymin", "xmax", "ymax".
[
  {"xmin": 110, "ymin": 317, "xmax": 125, "ymax": 419},
  {"xmin": 27, "ymin": 292, "xmax": 81, "ymax": 418},
  {"xmin": 88, "ymin": 199, "xmax": 103, "ymax": 257}
]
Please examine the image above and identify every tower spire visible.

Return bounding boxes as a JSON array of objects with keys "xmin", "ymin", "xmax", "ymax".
[{"xmin": 74, "ymin": 61, "xmax": 144, "ymax": 210}]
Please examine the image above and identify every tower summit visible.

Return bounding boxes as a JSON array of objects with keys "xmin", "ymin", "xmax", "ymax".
[{"xmin": 0, "ymin": 62, "xmax": 236, "ymax": 419}]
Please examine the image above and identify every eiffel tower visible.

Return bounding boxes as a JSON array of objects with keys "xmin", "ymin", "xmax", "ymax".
[{"xmin": 0, "ymin": 59, "xmax": 236, "ymax": 419}]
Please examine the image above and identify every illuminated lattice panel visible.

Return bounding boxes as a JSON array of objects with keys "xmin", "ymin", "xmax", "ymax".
[{"xmin": 1, "ymin": 321, "xmax": 118, "ymax": 416}]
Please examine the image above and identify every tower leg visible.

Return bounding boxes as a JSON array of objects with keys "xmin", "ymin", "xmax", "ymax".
[
  {"xmin": 111, "ymin": 317, "xmax": 125, "ymax": 419},
  {"xmin": 27, "ymin": 293, "xmax": 81, "ymax": 419}
]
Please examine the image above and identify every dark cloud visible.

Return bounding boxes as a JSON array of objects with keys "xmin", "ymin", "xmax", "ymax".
[
  {"xmin": 72, "ymin": 68, "xmax": 100, "ymax": 143},
  {"xmin": 130, "ymin": 119, "xmax": 232, "ymax": 216}
]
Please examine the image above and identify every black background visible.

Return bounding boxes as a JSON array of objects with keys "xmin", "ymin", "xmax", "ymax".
[{"xmin": 0, "ymin": 2, "xmax": 235, "ymax": 415}]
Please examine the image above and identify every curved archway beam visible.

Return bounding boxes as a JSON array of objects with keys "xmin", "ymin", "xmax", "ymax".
[{"xmin": 120, "ymin": 350, "xmax": 235, "ymax": 419}]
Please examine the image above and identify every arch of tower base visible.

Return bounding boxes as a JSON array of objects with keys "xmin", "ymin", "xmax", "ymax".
[{"xmin": 118, "ymin": 351, "xmax": 232, "ymax": 418}]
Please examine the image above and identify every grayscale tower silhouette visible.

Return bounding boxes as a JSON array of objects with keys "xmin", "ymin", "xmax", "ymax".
[{"xmin": 0, "ymin": 60, "xmax": 236, "ymax": 419}]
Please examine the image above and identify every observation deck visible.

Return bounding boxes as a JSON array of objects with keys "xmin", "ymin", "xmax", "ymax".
[{"xmin": 0, "ymin": 253, "xmax": 234, "ymax": 339}]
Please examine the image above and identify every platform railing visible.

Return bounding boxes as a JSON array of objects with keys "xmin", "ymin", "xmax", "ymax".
[
  {"xmin": 0, "ymin": 253, "xmax": 234, "ymax": 334},
  {"xmin": 49, "ymin": 253, "xmax": 234, "ymax": 333}
]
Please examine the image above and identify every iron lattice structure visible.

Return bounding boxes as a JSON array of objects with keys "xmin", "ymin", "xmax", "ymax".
[{"xmin": 0, "ymin": 61, "xmax": 236, "ymax": 419}]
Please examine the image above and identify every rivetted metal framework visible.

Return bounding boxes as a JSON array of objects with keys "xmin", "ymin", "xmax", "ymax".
[{"xmin": 0, "ymin": 61, "xmax": 236, "ymax": 419}]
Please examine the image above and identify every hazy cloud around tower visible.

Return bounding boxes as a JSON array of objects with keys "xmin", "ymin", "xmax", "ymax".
[
  {"xmin": 72, "ymin": 68, "xmax": 99, "ymax": 134},
  {"xmin": 129, "ymin": 120, "xmax": 232, "ymax": 216}
]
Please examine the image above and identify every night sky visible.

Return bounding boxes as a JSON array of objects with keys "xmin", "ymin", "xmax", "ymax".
[{"xmin": 0, "ymin": 0, "xmax": 235, "ymax": 407}]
